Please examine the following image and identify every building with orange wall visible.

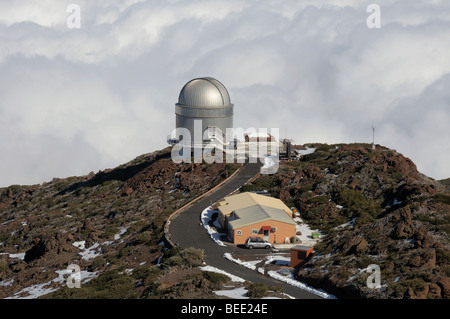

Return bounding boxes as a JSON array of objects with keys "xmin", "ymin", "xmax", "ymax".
[
  {"xmin": 216, "ymin": 192, "xmax": 296, "ymax": 245},
  {"xmin": 290, "ymin": 245, "xmax": 314, "ymax": 268},
  {"xmin": 217, "ymin": 192, "xmax": 294, "ymax": 229}
]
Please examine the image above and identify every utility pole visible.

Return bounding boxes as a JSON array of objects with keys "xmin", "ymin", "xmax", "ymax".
[{"xmin": 372, "ymin": 121, "xmax": 376, "ymax": 152}]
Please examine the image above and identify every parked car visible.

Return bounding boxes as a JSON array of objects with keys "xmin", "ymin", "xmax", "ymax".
[{"xmin": 245, "ymin": 237, "xmax": 273, "ymax": 249}]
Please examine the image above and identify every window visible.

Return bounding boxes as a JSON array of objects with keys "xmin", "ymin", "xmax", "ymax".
[
  {"xmin": 272, "ymin": 227, "xmax": 277, "ymax": 232},
  {"xmin": 252, "ymin": 229, "xmax": 258, "ymax": 235},
  {"xmin": 236, "ymin": 230, "xmax": 242, "ymax": 236}
]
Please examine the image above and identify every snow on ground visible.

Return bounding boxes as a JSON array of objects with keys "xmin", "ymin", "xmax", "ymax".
[
  {"xmin": 1, "ymin": 252, "xmax": 26, "ymax": 260},
  {"xmin": 199, "ymin": 265, "xmax": 245, "ymax": 283},
  {"xmin": 6, "ymin": 269, "xmax": 97, "ymax": 299},
  {"xmin": 72, "ymin": 241, "xmax": 86, "ymax": 250},
  {"xmin": 335, "ymin": 218, "xmax": 356, "ymax": 230},
  {"xmin": 0, "ymin": 278, "xmax": 14, "ymax": 287},
  {"xmin": 224, "ymin": 252, "xmax": 337, "ymax": 299},
  {"xmin": 295, "ymin": 147, "xmax": 316, "ymax": 157},
  {"xmin": 74, "ymin": 242, "xmax": 101, "ymax": 261},
  {"xmin": 265, "ymin": 255, "xmax": 290, "ymax": 266},
  {"xmin": 7, "ymin": 252, "xmax": 26, "ymax": 260},
  {"xmin": 114, "ymin": 227, "xmax": 127, "ymax": 240},
  {"xmin": 201, "ymin": 206, "xmax": 226, "ymax": 246},
  {"xmin": 294, "ymin": 217, "xmax": 321, "ymax": 246},
  {"xmin": 2, "ymin": 226, "xmax": 132, "ymax": 298},
  {"xmin": 214, "ymin": 287, "xmax": 249, "ymax": 299},
  {"xmin": 224, "ymin": 253, "xmax": 256, "ymax": 270},
  {"xmin": 72, "ymin": 227, "xmax": 129, "ymax": 261},
  {"xmin": 200, "ymin": 199, "xmax": 336, "ymax": 299},
  {"xmin": 214, "ymin": 286, "xmax": 292, "ymax": 299},
  {"xmin": 267, "ymin": 269, "xmax": 337, "ymax": 299}
]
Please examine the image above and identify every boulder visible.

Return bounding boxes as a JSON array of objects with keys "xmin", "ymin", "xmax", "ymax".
[
  {"xmin": 433, "ymin": 276, "xmax": 450, "ymax": 299},
  {"xmin": 345, "ymin": 236, "xmax": 369, "ymax": 256}
]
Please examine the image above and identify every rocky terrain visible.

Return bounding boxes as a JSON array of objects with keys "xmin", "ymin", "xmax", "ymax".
[
  {"xmin": 0, "ymin": 143, "xmax": 449, "ymax": 299},
  {"xmin": 242, "ymin": 143, "xmax": 450, "ymax": 299},
  {"xmin": 0, "ymin": 147, "xmax": 241, "ymax": 299}
]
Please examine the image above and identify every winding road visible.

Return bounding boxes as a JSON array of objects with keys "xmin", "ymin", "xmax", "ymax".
[{"xmin": 168, "ymin": 162, "xmax": 322, "ymax": 299}]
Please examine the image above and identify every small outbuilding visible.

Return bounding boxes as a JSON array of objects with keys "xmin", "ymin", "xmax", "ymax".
[{"xmin": 290, "ymin": 245, "xmax": 314, "ymax": 268}]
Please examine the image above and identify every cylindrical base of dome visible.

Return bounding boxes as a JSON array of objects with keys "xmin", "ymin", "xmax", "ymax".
[{"xmin": 176, "ymin": 113, "xmax": 233, "ymax": 144}]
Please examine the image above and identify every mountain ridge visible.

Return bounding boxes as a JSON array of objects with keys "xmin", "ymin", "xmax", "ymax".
[
  {"xmin": 242, "ymin": 143, "xmax": 450, "ymax": 298},
  {"xmin": 0, "ymin": 143, "xmax": 449, "ymax": 299}
]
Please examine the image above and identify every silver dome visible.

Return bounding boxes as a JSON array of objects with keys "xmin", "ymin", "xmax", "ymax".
[{"xmin": 178, "ymin": 77, "xmax": 232, "ymax": 107}]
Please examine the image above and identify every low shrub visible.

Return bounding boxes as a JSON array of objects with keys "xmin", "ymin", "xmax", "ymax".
[
  {"xmin": 202, "ymin": 271, "xmax": 230, "ymax": 288},
  {"xmin": 246, "ymin": 283, "xmax": 269, "ymax": 298},
  {"xmin": 0, "ymin": 260, "xmax": 9, "ymax": 272},
  {"xmin": 433, "ymin": 193, "xmax": 450, "ymax": 205},
  {"xmin": 161, "ymin": 247, "xmax": 204, "ymax": 269},
  {"xmin": 41, "ymin": 270, "xmax": 135, "ymax": 299},
  {"xmin": 132, "ymin": 265, "xmax": 162, "ymax": 286}
]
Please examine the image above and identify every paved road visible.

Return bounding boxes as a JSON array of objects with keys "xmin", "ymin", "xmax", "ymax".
[{"xmin": 168, "ymin": 162, "xmax": 322, "ymax": 299}]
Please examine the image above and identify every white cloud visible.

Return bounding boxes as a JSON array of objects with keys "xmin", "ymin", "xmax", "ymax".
[{"xmin": 0, "ymin": 0, "xmax": 449, "ymax": 187}]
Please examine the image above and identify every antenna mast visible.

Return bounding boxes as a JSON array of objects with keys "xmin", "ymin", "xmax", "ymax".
[{"xmin": 372, "ymin": 121, "xmax": 376, "ymax": 152}]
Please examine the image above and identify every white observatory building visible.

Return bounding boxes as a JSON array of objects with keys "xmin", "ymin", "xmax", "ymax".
[{"xmin": 168, "ymin": 77, "xmax": 234, "ymax": 149}]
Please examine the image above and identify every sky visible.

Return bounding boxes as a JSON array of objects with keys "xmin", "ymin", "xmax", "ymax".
[{"xmin": 0, "ymin": 0, "xmax": 449, "ymax": 187}]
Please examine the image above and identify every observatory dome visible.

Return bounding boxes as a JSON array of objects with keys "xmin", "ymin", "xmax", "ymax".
[{"xmin": 178, "ymin": 77, "xmax": 232, "ymax": 108}]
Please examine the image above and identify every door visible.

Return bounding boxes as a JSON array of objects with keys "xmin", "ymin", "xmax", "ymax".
[{"xmin": 263, "ymin": 230, "xmax": 270, "ymax": 242}]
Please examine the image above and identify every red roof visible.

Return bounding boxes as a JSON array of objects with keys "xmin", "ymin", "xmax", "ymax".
[{"xmin": 261, "ymin": 226, "xmax": 272, "ymax": 231}]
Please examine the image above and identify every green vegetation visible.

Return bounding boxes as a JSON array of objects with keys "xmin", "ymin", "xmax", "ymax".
[
  {"xmin": 245, "ymin": 283, "xmax": 269, "ymax": 298},
  {"xmin": 415, "ymin": 212, "xmax": 450, "ymax": 235},
  {"xmin": 132, "ymin": 265, "xmax": 162, "ymax": 287},
  {"xmin": 356, "ymin": 255, "xmax": 375, "ymax": 269},
  {"xmin": 202, "ymin": 271, "xmax": 230, "ymax": 289},
  {"xmin": 244, "ymin": 282, "xmax": 283, "ymax": 298},
  {"xmin": 99, "ymin": 226, "xmax": 119, "ymax": 239},
  {"xmin": 41, "ymin": 269, "xmax": 136, "ymax": 299},
  {"xmin": 160, "ymin": 247, "xmax": 204, "ymax": 269},
  {"xmin": 439, "ymin": 178, "xmax": 450, "ymax": 191},
  {"xmin": 240, "ymin": 175, "xmax": 279, "ymax": 194},
  {"xmin": 389, "ymin": 278, "xmax": 428, "ymax": 298},
  {"xmin": 42, "ymin": 247, "xmax": 207, "ymax": 299},
  {"xmin": 0, "ymin": 259, "xmax": 9, "ymax": 272},
  {"xmin": 335, "ymin": 189, "xmax": 382, "ymax": 227},
  {"xmin": 433, "ymin": 193, "xmax": 450, "ymax": 205}
]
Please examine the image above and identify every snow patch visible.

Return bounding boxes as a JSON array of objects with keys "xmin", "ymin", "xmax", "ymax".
[
  {"xmin": 72, "ymin": 241, "xmax": 86, "ymax": 250},
  {"xmin": 6, "ymin": 269, "xmax": 97, "ymax": 299},
  {"xmin": 200, "ymin": 265, "xmax": 245, "ymax": 283},
  {"xmin": 224, "ymin": 253, "xmax": 256, "ymax": 270},
  {"xmin": 201, "ymin": 206, "xmax": 226, "ymax": 246},
  {"xmin": 267, "ymin": 270, "xmax": 337, "ymax": 299},
  {"xmin": 265, "ymin": 255, "xmax": 290, "ymax": 266},
  {"xmin": 214, "ymin": 287, "xmax": 249, "ymax": 299},
  {"xmin": 8, "ymin": 252, "xmax": 26, "ymax": 260},
  {"xmin": 72, "ymin": 241, "xmax": 101, "ymax": 261},
  {"xmin": 114, "ymin": 227, "xmax": 127, "ymax": 240},
  {"xmin": 335, "ymin": 218, "xmax": 356, "ymax": 230},
  {"xmin": 295, "ymin": 147, "xmax": 316, "ymax": 157},
  {"xmin": 295, "ymin": 218, "xmax": 321, "ymax": 245},
  {"xmin": 0, "ymin": 278, "xmax": 14, "ymax": 287}
]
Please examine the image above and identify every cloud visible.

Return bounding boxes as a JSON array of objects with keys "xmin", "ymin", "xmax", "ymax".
[
  {"xmin": 0, "ymin": 0, "xmax": 449, "ymax": 187},
  {"xmin": 378, "ymin": 73, "xmax": 450, "ymax": 179}
]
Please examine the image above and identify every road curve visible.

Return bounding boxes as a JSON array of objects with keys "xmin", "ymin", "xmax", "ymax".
[{"xmin": 168, "ymin": 163, "xmax": 322, "ymax": 299}]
